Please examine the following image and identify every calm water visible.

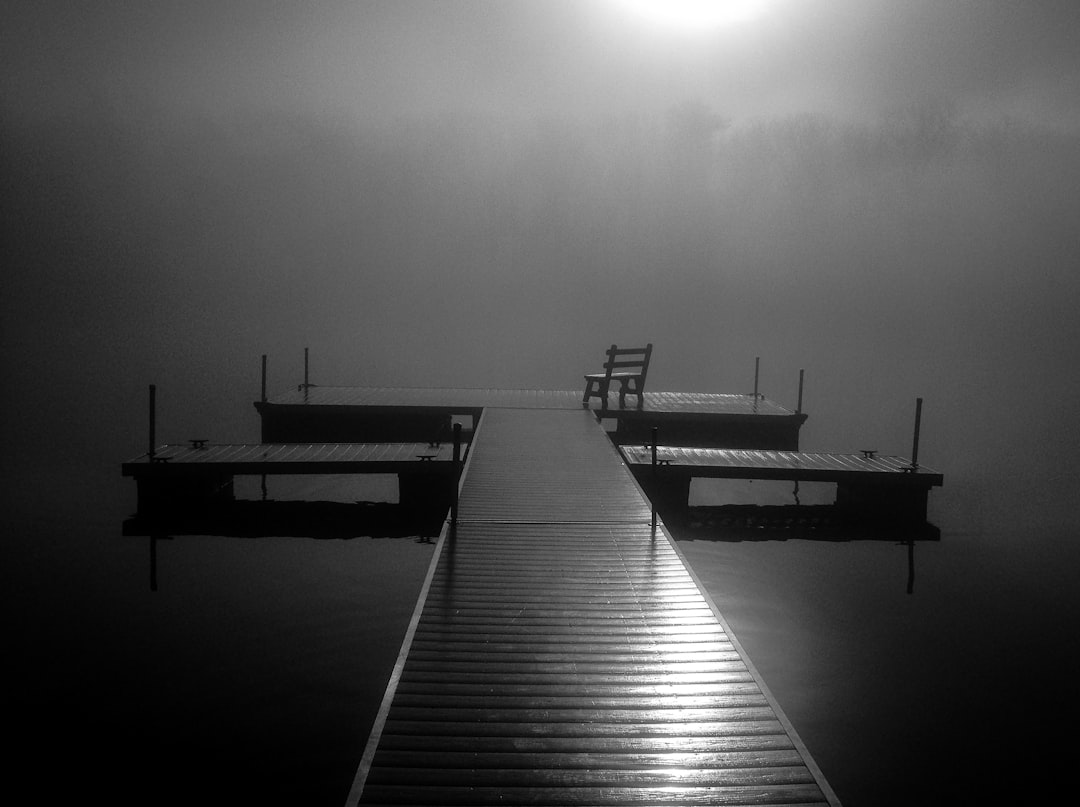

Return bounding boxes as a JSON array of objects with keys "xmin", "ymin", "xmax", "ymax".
[{"xmin": 7, "ymin": 464, "xmax": 1079, "ymax": 805}]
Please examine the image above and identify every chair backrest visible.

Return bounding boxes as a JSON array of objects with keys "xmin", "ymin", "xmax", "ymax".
[{"xmin": 602, "ymin": 343, "xmax": 652, "ymax": 382}]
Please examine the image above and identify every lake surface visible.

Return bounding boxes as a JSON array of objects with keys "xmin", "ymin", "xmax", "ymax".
[{"xmin": 7, "ymin": 464, "xmax": 1078, "ymax": 805}]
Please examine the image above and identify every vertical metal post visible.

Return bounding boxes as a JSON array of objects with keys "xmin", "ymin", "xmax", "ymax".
[
  {"xmin": 304, "ymin": 347, "xmax": 309, "ymax": 388},
  {"xmin": 451, "ymin": 423, "xmax": 462, "ymax": 530},
  {"xmin": 753, "ymin": 357, "xmax": 760, "ymax": 399},
  {"xmin": 148, "ymin": 384, "xmax": 157, "ymax": 458},
  {"xmin": 261, "ymin": 354, "xmax": 267, "ymax": 403},
  {"xmin": 651, "ymin": 426, "xmax": 658, "ymax": 530},
  {"xmin": 797, "ymin": 369, "xmax": 805, "ymax": 414},
  {"xmin": 911, "ymin": 397, "xmax": 923, "ymax": 469}
]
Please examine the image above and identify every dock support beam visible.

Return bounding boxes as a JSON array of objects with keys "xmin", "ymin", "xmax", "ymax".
[
  {"xmin": 635, "ymin": 434, "xmax": 692, "ymax": 527},
  {"xmin": 651, "ymin": 427, "xmax": 658, "ymax": 530}
]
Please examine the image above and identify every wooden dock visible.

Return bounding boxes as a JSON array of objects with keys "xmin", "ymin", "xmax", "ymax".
[
  {"xmin": 254, "ymin": 387, "xmax": 808, "ymax": 449},
  {"xmin": 347, "ymin": 408, "xmax": 840, "ymax": 805},
  {"xmin": 121, "ymin": 441, "xmax": 464, "ymax": 515},
  {"xmin": 125, "ymin": 371, "xmax": 939, "ymax": 803},
  {"xmin": 621, "ymin": 446, "xmax": 942, "ymax": 523}
]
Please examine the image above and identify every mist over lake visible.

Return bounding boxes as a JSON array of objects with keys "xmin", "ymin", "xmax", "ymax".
[{"xmin": 4, "ymin": 2, "xmax": 1080, "ymax": 804}]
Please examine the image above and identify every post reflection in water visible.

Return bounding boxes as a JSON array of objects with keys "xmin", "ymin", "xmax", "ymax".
[
  {"xmin": 906, "ymin": 539, "xmax": 915, "ymax": 595},
  {"xmin": 148, "ymin": 533, "xmax": 170, "ymax": 593}
]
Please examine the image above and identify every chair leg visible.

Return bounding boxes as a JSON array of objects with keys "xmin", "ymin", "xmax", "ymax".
[{"xmin": 583, "ymin": 379, "xmax": 609, "ymax": 407}]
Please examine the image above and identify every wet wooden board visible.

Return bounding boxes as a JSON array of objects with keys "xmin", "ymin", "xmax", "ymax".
[
  {"xmin": 621, "ymin": 444, "xmax": 943, "ymax": 486},
  {"xmin": 347, "ymin": 408, "xmax": 839, "ymax": 806},
  {"xmin": 121, "ymin": 441, "xmax": 461, "ymax": 476}
]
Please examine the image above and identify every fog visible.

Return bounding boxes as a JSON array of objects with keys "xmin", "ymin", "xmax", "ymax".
[
  {"xmin": 3, "ymin": 0, "xmax": 1080, "ymax": 533},
  {"xmin": 5, "ymin": 5, "xmax": 1080, "ymax": 804}
]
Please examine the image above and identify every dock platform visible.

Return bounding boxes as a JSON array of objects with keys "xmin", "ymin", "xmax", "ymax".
[
  {"xmin": 347, "ymin": 407, "xmax": 839, "ymax": 805},
  {"xmin": 254, "ymin": 387, "xmax": 808, "ymax": 449},
  {"xmin": 621, "ymin": 446, "xmax": 942, "ymax": 522},
  {"xmin": 121, "ymin": 441, "xmax": 463, "ymax": 514}
]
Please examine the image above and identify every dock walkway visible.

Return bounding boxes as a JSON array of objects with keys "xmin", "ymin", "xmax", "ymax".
[{"xmin": 348, "ymin": 407, "xmax": 839, "ymax": 805}]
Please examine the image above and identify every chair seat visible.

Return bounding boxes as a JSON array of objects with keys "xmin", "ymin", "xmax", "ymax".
[{"xmin": 585, "ymin": 371, "xmax": 640, "ymax": 381}]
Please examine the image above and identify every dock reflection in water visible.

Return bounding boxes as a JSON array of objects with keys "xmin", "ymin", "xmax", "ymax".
[
  {"xmin": 673, "ymin": 479, "xmax": 940, "ymax": 595},
  {"xmin": 124, "ymin": 497, "xmax": 446, "ymax": 592}
]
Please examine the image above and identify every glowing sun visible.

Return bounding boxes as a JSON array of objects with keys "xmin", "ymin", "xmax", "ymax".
[{"xmin": 613, "ymin": 0, "xmax": 768, "ymax": 31}]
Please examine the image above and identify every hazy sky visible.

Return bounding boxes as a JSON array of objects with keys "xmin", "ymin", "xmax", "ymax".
[
  {"xmin": 3, "ymin": 1, "xmax": 1080, "ymax": 527},
  {"xmin": 5, "ymin": 0, "xmax": 1080, "ymax": 126}
]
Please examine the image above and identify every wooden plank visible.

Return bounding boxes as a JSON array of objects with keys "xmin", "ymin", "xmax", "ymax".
[
  {"xmin": 378, "ymin": 718, "xmax": 791, "ymax": 739},
  {"xmin": 365, "ymin": 764, "xmax": 818, "ymax": 787},
  {"xmin": 622, "ymin": 444, "xmax": 942, "ymax": 485},
  {"xmin": 357, "ymin": 783, "xmax": 828, "ymax": 806},
  {"xmin": 411, "ymin": 624, "xmax": 725, "ymax": 638},
  {"xmin": 374, "ymin": 733, "xmax": 796, "ymax": 753},
  {"xmin": 122, "ymin": 441, "xmax": 461, "ymax": 473},
  {"xmin": 399, "ymin": 669, "xmax": 755, "ymax": 684},
  {"xmin": 399, "ymin": 658, "xmax": 748, "ymax": 674},
  {"xmin": 383, "ymin": 705, "xmax": 776, "ymax": 724},
  {"xmin": 392, "ymin": 683, "xmax": 763, "ymax": 699},
  {"xmin": 404, "ymin": 651, "xmax": 746, "ymax": 665}
]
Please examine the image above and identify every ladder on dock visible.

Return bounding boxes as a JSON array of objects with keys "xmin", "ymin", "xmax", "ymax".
[{"xmin": 347, "ymin": 408, "xmax": 840, "ymax": 805}]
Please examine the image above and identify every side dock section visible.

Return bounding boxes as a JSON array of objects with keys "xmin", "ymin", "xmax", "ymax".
[{"xmin": 121, "ymin": 441, "xmax": 464, "ymax": 516}]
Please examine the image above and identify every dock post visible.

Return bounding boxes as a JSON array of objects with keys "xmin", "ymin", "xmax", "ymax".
[
  {"xmin": 303, "ymin": 347, "xmax": 309, "ymax": 401},
  {"xmin": 651, "ymin": 426, "xmax": 658, "ymax": 530},
  {"xmin": 451, "ymin": 423, "xmax": 462, "ymax": 530},
  {"xmin": 911, "ymin": 397, "xmax": 923, "ymax": 469},
  {"xmin": 753, "ymin": 357, "xmax": 760, "ymax": 399},
  {"xmin": 260, "ymin": 353, "xmax": 267, "ymax": 496},
  {"xmin": 797, "ymin": 369, "xmax": 805, "ymax": 414},
  {"xmin": 148, "ymin": 384, "xmax": 156, "ymax": 458}
]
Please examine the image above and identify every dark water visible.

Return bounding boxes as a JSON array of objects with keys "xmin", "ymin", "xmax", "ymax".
[
  {"xmin": 7, "ymin": 471, "xmax": 435, "ymax": 806},
  {"xmin": 677, "ymin": 509, "xmax": 1080, "ymax": 804},
  {"xmin": 6, "ymin": 462, "xmax": 1079, "ymax": 805}
]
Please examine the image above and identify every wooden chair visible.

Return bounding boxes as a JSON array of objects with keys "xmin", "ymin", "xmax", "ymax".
[{"xmin": 583, "ymin": 344, "xmax": 652, "ymax": 409}]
